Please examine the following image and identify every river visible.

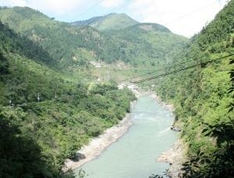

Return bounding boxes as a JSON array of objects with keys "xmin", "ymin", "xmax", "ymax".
[{"xmin": 74, "ymin": 95, "xmax": 178, "ymax": 178}]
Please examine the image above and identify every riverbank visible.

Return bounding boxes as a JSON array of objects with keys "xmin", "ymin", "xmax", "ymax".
[
  {"xmin": 151, "ymin": 93, "xmax": 175, "ymax": 112},
  {"xmin": 62, "ymin": 112, "xmax": 133, "ymax": 172},
  {"xmin": 157, "ymin": 139, "xmax": 186, "ymax": 177},
  {"xmin": 151, "ymin": 93, "xmax": 186, "ymax": 177},
  {"xmin": 62, "ymin": 88, "xmax": 185, "ymax": 177},
  {"xmin": 133, "ymin": 91, "xmax": 185, "ymax": 177},
  {"xmin": 62, "ymin": 86, "xmax": 140, "ymax": 172}
]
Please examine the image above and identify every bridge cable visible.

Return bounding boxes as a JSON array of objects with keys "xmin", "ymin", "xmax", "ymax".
[{"xmin": 131, "ymin": 54, "xmax": 234, "ymax": 84}]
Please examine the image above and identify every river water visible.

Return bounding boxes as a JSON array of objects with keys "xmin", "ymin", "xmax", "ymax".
[{"xmin": 74, "ymin": 95, "xmax": 178, "ymax": 178}]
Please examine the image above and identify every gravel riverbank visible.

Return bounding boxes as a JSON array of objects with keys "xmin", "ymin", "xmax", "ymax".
[
  {"xmin": 157, "ymin": 139, "xmax": 186, "ymax": 177},
  {"xmin": 62, "ymin": 113, "xmax": 133, "ymax": 172},
  {"xmin": 152, "ymin": 93, "xmax": 186, "ymax": 177},
  {"xmin": 62, "ymin": 87, "xmax": 140, "ymax": 172}
]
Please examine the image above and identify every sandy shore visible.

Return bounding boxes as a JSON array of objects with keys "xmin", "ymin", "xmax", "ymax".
[{"xmin": 62, "ymin": 113, "xmax": 133, "ymax": 172}]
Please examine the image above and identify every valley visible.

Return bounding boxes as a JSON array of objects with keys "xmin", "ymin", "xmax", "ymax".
[{"xmin": 0, "ymin": 1, "xmax": 234, "ymax": 177}]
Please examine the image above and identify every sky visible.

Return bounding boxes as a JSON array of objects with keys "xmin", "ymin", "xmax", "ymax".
[{"xmin": 0, "ymin": 0, "xmax": 230, "ymax": 38}]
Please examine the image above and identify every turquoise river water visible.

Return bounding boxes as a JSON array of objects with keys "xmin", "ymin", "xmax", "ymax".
[{"xmin": 74, "ymin": 95, "xmax": 178, "ymax": 178}]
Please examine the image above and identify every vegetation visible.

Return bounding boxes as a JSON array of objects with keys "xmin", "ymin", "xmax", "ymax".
[
  {"xmin": 1, "ymin": 1, "xmax": 233, "ymax": 177},
  {"xmin": 155, "ymin": 0, "xmax": 234, "ymax": 177},
  {"xmin": 109, "ymin": 23, "xmax": 188, "ymax": 66},
  {"xmin": 0, "ymin": 7, "xmax": 187, "ymax": 69},
  {"xmin": 0, "ymin": 18, "xmax": 136, "ymax": 177},
  {"xmin": 0, "ymin": 7, "xmax": 120, "ymax": 66}
]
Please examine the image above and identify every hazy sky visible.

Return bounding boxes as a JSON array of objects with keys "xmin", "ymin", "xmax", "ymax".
[{"xmin": 0, "ymin": 0, "xmax": 229, "ymax": 37}]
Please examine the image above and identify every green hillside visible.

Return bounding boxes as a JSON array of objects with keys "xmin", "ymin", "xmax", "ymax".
[
  {"xmin": 108, "ymin": 23, "xmax": 188, "ymax": 80},
  {"xmin": 0, "ymin": 7, "xmax": 121, "ymax": 67},
  {"xmin": 0, "ymin": 18, "xmax": 136, "ymax": 177},
  {"xmin": 72, "ymin": 13, "xmax": 188, "ymax": 69},
  {"xmin": 1, "ymin": 1, "xmax": 233, "ymax": 177},
  {"xmin": 0, "ymin": 21, "xmax": 56, "ymax": 67},
  {"xmin": 0, "ymin": 6, "xmax": 187, "ymax": 82},
  {"xmin": 88, "ymin": 22, "xmax": 188, "ymax": 83},
  {"xmin": 155, "ymin": 0, "xmax": 234, "ymax": 177},
  {"xmin": 1, "ymin": 7, "xmax": 183, "ymax": 71},
  {"xmin": 0, "ymin": 6, "xmax": 53, "ymax": 32},
  {"xmin": 0, "ymin": 6, "xmax": 188, "ymax": 178},
  {"xmin": 72, "ymin": 13, "xmax": 139, "ymax": 31}
]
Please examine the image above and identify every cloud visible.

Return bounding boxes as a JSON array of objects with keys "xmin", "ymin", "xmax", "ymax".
[
  {"xmin": 0, "ymin": 0, "xmax": 88, "ymax": 21},
  {"xmin": 0, "ymin": 0, "xmax": 28, "ymax": 6},
  {"xmin": 29, "ymin": 0, "xmax": 87, "ymax": 19},
  {"xmin": 0, "ymin": 0, "xmax": 228, "ymax": 36},
  {"xmin": 101, "ymin": 0, "xmax": 124, "ymax": 8},
  {"xmin": 128, "ymin": 0, "xmax": 228, "ymax": 37}
]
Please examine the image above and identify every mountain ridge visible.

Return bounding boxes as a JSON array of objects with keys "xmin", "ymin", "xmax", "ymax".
[
  {"xmin": 71, "ymin": 13, "xmax": 139, "ymax": 31},
  {"xmin": 0, "ymin": 6, "xmax": 187, "ymax": 69}
]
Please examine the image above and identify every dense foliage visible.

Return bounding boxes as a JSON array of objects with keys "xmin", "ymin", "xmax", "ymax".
[
  {"xmin": 2, "ymin": 2, "xmax": 233, "ymax": 177},
  {"xmin": 0, "ymin": 21, "xmax": 56, "ymax": 67},
  {"xmin": 155, "ymin": 0, "xmax": 234, "ymax": 177},
  {"xmin": 0, "ymin": 19, "xmax": 136, "ymax": 177},
  {"xmin": 108, "ymin": 23, "xmax": 188, "ymax": 68}
]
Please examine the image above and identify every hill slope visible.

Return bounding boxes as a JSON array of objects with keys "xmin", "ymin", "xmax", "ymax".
[
  {"xmin": 0, "ymin": 1, "xmax": 233, "ymax": 177},
  {"xmin": 0, "ymin": 6, "xmax": 188, "ymax": 82},
  {"xmin": 0, "ymin": 14, "xmax": 136, "ymax": 177},
  {"xmin": 109, "ymin": 23, "xmax": 188, "ymax": 69},
  {"xmin": 0, "ymin": 7, "xmax": 121, "ymax": 67},
  {"xmin": 155, "ymin": 0, "xmax": 234, "ymax": 177}
]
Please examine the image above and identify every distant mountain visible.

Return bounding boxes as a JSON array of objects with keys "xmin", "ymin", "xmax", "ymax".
[
  {"xmin": 109, "ymin": 22, "xmax": 188, "ymax": 66},
  {"xmin": 71, "ymin": 16, "xmax": 103, "ymax": 26},
  {"xmin": 0, "ymin": 7, "xmax": 187, "ymax": 69},
  {"xmin": 72, "ymin": 13, "xmax": 139, "ymax": 31},
  {"xmin": 127, "ymin": 23, "xmax": 171, "ymax": 33},
  {"xmin": 0, "ymin": 6, "xmax": 122, "ymax": 66}
]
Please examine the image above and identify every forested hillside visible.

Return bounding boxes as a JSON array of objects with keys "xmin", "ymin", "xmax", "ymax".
[
  {"xmin": 110, "ymin": 23, "xmax": 187, "ymax": 66},
  {"xmin": 155, "ymin": 0, "xmax": 234, "ymax": 177},
  {"xmin": 0, "ymin": 6, "xmax": 187, "ymax": 73},
  {"xmin": 0, "ymin": 7, "xmax": 187, "ymax": 178},
  {"xmin": 73, "ymin": 13, "xmax": 188, "ymax": 68},
  {"xmin": 1, "ymin": 1, "xmax": 232, "ymax": 177},
  {"xmin": 0, "ymin": 18, "xmax": 136, "ymax": 177},
  {"xmin": 0, "ymin": 6, "xmax": 122, "ymax": 67}
]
